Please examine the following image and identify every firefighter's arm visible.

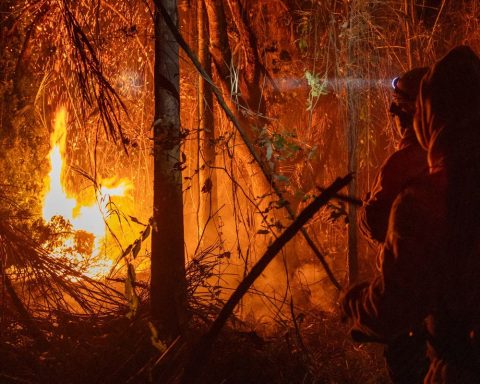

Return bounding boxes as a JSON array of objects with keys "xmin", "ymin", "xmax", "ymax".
[{"xmin": 343, "ymin": 189, "xmax": 434, "ymax": 342}]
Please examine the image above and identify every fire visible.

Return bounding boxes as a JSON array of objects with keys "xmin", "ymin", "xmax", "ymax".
[{"xmin": 43, "ymin": 107, "xmax": 131, "ymax": 279}]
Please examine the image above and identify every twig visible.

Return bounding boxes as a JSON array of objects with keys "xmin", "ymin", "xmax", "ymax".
[{"xmin": 316, "ymin": 188, "xmax": 362, "ymax": 206}]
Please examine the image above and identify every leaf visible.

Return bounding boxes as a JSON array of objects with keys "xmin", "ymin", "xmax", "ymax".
[
  {"xmin": 129, "ymin": 215, "xmax": 147, "ymax": 226},
  {"xmin": 275, "ymin": 198, "xmax": 290, "ymax": 208},
  {"xmin": 273, "ymin": 134, "xmax": 285, "ymax": 149},
  {"xmin": 307, "ymin": 145, "xmax": 318, "ymax": 160},
  {"xmin": 141, "ymin": 225, "xmax": 151, "ymax": 240},
  {"xmin": 121, "ymin": 244, "xmax": 133, "ymax": 259},
  {"xmin": 201, "ymin": 178, "xmax": 213, "ymax": 194},
  {"xmin": 148, "ymin": 322, "xmax": 167, "ymax": 353},
  {"xmin": 125, "ymin": 263, "xmax": 139, "ymax": 319},
  {"xmin": 274, "ymin": 174, "xmax": 289, "ymax": 183},
  {"xmin": 265, "ymin": 142, "xmax": 273, "ymax": 161},
  {"xmin": 287, "ymin": 143, "xmax": 301, "ymax": 152},
  {"xmin": 128, "ymin": 263, "xmax": 136, "ymax": 284},
  {"xmin": 132, "ymin": 239, "xmax": 141, "ymax": 259},
  {"xmin": 126, "ymin": 292, "xmax": 139, "ymax": 319},
  {"xmin": 298, "ymin": 38, "xmax": 308, "ymax": 51},
  {"xmin": 218, "ymin": 251, "xmax": 231, "ymax": 259},
  {"xmin": 125, "ymin": 274, "xmax": 132, "ymax": 299}
]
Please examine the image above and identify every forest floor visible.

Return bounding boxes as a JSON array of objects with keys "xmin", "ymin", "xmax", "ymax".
[{"xmin": 0, "ymin": 305, "xmax": 390, "ymax": 384}]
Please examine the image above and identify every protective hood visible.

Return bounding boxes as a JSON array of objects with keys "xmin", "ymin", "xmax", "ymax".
[{"xmin": 415, "ymin": 46, "xmax": 480, "ymax": 168}]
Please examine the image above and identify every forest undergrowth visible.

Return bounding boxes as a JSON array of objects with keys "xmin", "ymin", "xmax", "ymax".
[{"xmin": 1, "ymin": 302, "xmax": 388, "ymax": 384}]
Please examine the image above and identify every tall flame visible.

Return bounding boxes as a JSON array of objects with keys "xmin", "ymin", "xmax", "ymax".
[
  {"xmin": 43, "ymin": 107, "xmax": 131, "ymax": 279},
  {"xmin": 43, "ymin": 108, "xmax": 76, "ymax": 221}
]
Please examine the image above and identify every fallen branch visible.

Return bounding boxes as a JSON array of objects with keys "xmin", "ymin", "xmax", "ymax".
[
  {"xmin": 179, "ymin": 173, "xmax": 353, "ymax": 384},
  {"xmin": 155, "ymin": 1, "xmax": 343, "ymax": 291}
]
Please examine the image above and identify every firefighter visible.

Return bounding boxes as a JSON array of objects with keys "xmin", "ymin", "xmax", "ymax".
[
  {"xmin": 359, "ymin": 67, "xmax": 429, "ymax": 246},
  {"xmin": 343, "ymin": 45, "xmax": 480, "ymax": 383},
  {"xmin": 358, "ymin": 67, "xmax": 430, "ymax": 384}
]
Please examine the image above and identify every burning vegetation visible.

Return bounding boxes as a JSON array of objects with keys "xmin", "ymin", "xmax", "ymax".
[{"xmin": 1, "ymin": 0, "xmax": 480, "ymax": 383}]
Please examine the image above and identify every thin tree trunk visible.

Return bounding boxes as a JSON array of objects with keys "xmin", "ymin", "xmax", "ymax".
[
  {"xmin": 151, "ymin": 0, "xmax": 187, "ymax": 339},
  {"xmin": 404, "ymin": 0, "xmax": 413, "ymax": 68},
  {"xmin": 203, "ymin": 0, "xmax": 273, "ymax": 210},
  {"xmin": 197, "ymin": 0, "xmax": 217, "ymax": 245},
  {"xmin": 224, "ymin": 0, "xmax": 263, "ymax": 111},
  {"xmin": 345, "ymin": 1, "xmax": 359, "ymax": 284}
]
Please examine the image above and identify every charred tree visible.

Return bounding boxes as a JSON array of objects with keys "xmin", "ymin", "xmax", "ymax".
[{"xmin": 151, "ymin": 0, "xmax": 187, "ymax": 338}]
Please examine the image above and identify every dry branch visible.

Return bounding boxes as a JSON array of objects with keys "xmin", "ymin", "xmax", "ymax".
[
  {"xmin": 0, "ymin": 221, "xmax": 125, "ymax": 317},
  {"xmin": 156, "ymin": 1, "xmax": 343, "ymax": 291},
  {"xmin": 60, "ymin": 0, "xmax": 127, "ymax": 144}
]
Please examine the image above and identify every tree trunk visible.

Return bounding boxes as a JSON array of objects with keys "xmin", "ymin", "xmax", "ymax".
[
  {"xmin": 345, "ymin": 1, "xmax": 360, "ymax": 284},
  {"xmin": 224, "ymin": 0, "xmax": 263, "ymax": 112},
  {"xmin": 197, "ymin": 0, "xmax": 217, "ymax": 245},
  {"xmin": 203, "ymin": 0, "xmax": 271, "ymax": 207},
  {"xmin": 151, "ymin": 0, "xmax": 186, "ymax": 339}
]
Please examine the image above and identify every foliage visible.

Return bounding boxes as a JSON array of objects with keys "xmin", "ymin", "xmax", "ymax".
[{"xmin": 304, "ymin": 70, "xmax": 328, "ymax": 111}]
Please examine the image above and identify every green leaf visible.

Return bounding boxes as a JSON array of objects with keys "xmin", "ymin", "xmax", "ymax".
[
  {"xmin": 298, "ymin": 38, "xmax": 308, "ymax": 51},
  {"xmin": 273, "ymin": 134, "xmax": 286, "ymax": 149},
  {"xmin": 274, "ymin": 174, "xmax": 289, "ymax": 183},
  {"xmin": 287, "ymin": 143, "xmax": 301, "ymax": 152},
  {"xmin": 266, "ymin": 142, "xmax": 273, "ymax": 161}
]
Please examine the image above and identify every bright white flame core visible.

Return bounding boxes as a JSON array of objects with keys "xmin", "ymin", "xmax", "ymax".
[{"xmin": 42, "ymin": 107, "xmax": 131, "ymax": 279}]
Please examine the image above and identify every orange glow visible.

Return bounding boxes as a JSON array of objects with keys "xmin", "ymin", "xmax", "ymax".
[{"xmin": 43, "ymin": 107, "xmax": 132, "ymax": 279}]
